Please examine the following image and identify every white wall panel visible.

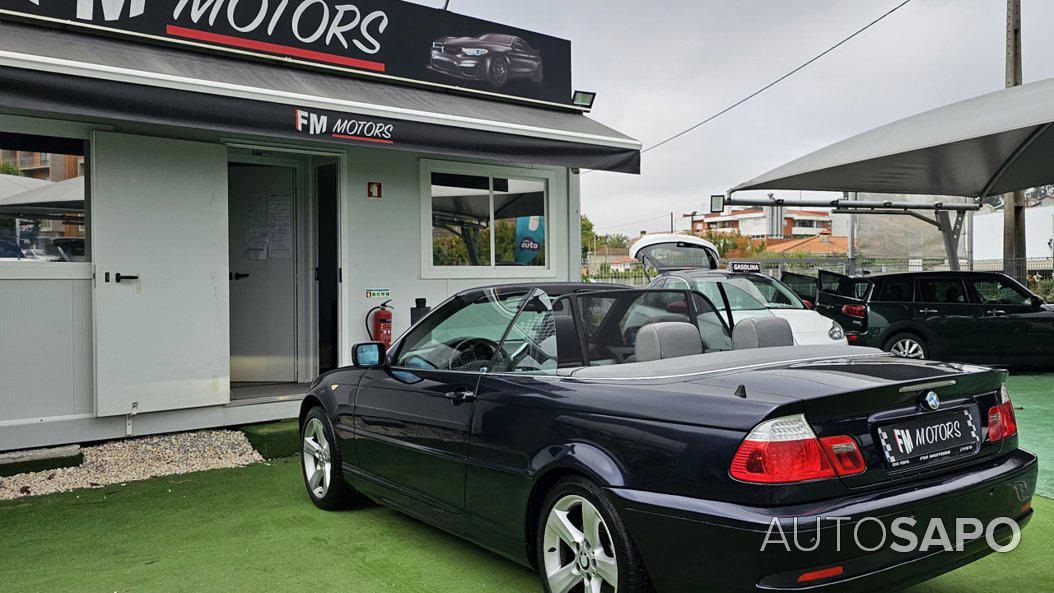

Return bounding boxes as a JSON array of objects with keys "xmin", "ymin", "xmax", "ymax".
[{"xmin": 0, "ymin": 278, "xmax": 93, "ymax": 422}]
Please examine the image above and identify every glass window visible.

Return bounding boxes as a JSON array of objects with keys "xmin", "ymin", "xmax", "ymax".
[
  {"xmin": 430, "ymin": 172, "xmax": 491, "ymax": 266},
  {"xmin": 690, "ymin": 292, "xmax": 733, "ymax": 352},
  {"xmin": 493, "ymin": 178, "xmax": 546, "ymax": 267},
  {"xmin": 492, "ymin": 293, "xmax": 581, "ymax": 374},
  {"xmin": 916, "ymin": 278, "xmax": 967, "ymax": 304},
  {"xmin": 0, "ymin": 133, "xmax": 87, "ymax": 262},
  {"xmin": 428, "ymin": 170, "xmax": 547, "ymax": 269},
  {"xmin": 636, "ymin": 242, "xmax": 717, "ymax": 270},
  {"xmin": 876, "ymin": 278, "xmax": 913, "ymax": 302},
  {"xmin": 971, "ymin": 277, "xmax": 1031, "ymax": 305},
  {"xmin": 395, "ymin": 288, "xmax": 528, "ymax": 371}
]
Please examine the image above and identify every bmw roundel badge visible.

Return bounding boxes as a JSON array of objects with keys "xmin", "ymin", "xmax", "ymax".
[{"xmin": 923, "ymin": 391, "xmax": 941, "ymax": 411}]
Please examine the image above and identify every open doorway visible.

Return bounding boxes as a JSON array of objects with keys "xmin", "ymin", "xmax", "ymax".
[{"xmin": 226, "ymin": 149, "xmax": 341, "ymax": 402}]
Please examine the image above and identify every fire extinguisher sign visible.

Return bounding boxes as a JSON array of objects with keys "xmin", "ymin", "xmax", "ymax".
[{"xmin": 365, "ymin": 289, "xmax": 391, "ymax": 299}]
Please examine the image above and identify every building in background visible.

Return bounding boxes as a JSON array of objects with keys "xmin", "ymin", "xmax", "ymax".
[
  {"xmin": 765, "ymin": 229, "xmax": 847, "ymax": 256},
  {"xmin": 692, "ymin": 207, "xmax": 831, "ymax": 239},
  {"xmin": 972, "ymin": 205, "xmax": 1054, "ymax": 261},
  {"xmin": 0, "ymin": 150, "xmax": 84, "ymax": 181}
]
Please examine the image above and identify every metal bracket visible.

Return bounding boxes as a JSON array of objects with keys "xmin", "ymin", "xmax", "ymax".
[{"xmin": 126, "ymin": 401, "xmax": 139, "ymax": 436}]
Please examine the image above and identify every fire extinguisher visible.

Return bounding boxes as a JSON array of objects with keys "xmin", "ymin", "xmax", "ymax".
[{"xmin": 366, "ymin": 300, "xmax": 393, "ymax": 347}]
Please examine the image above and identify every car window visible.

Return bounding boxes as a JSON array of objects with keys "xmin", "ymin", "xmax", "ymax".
[
  {"xmin": 915, "ymin": 278, "xmax": 967, "ymax": 304},
  {"xmin": 576, "ymin": 290, "xmax": 729, "ymax": 364},
  {"xmin": 491, "ymin": 293, "xmax": 584, "ymax": 374},
  {"xmin": 665, "ymin": 276, "xmax": 690, "ymax": 289},
  {"xmin": 693, "ymin": 281, "xmax": 727, "ymax": 312},
  {"xmin": 396, "ymin": 288, "xmax": 528, "ymax": 371},
  {"xmin": 690, "ymin": 293, "xmax": 733, "ymax": 352},
  {"xmin": 971, "ymin": 277, "xmax": 1032, "ymax": 306},
  {"xmin": 876, "ymin": 278, "xmax": 913, "ymax": 302}
]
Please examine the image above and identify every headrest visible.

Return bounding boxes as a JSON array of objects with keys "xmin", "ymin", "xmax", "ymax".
[
  {"xmin": 635, "ymin": 321, "xmax": 704, "ymax": 362},
  {"xmin": 732, "ymin": 317, "xmax": 794, "ymax": 349}
]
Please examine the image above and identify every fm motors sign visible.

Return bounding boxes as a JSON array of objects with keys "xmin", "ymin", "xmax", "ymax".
[{"xmin": 0, "ymin": 0, "xmax": 573, "ymax": 105}]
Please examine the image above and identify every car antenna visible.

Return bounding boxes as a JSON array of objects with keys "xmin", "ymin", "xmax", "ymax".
[{"xmin": 734, "ymin": 384, "xmax": 747, "ymax": 399}]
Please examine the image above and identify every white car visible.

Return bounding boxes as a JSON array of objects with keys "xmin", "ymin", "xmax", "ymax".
[{"xmin": 631, "ymin": 235, "xmax": 847, "ymax": 345}]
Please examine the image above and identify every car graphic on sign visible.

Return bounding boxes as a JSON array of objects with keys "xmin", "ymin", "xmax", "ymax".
[{"xmin": 429, "ymin": 33, "xmax": 543, "ymax": 88}]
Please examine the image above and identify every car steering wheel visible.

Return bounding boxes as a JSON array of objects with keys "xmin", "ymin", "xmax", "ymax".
[{"xmin": 448, "ymin": 337, "xmax": 500, "ymax": 371}]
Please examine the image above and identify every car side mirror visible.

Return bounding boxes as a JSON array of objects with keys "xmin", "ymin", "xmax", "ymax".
[
  {"xmin": 352, "ymin": 342, "xmax": 387, "ymax": 368},
  {"xmin": 1031, "ymin": 295, "xmax": 1045, "ymax": 309}
]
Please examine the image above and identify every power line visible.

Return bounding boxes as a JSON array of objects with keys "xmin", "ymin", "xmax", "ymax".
[
  {"xmin": 593, "ymin": 213, "xmax": 672, "ymax": 233},
  {"xmin": 639, "ymin": 0, "xmax": 912, "ymax": 156}
]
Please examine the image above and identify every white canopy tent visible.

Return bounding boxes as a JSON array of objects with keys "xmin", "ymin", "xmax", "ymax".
[
  {"xmin": 727, "ymin": 77, "xmax": 1054, "ymax": 269},
  {"xmin": 733, "ymin": 76, "xmax": 1054, "ymax": 198},
  {"xmin": 0, "ymin": 173, "xmax": 50, "ymax": 200}
]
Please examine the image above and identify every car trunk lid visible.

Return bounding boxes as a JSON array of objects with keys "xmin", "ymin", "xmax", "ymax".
[{"xmin": 687, "ymin": 355, "xmax": 1006, "ymax": 489}]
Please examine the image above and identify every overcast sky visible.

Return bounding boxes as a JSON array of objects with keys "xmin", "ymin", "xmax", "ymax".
[{"xmin": 410, "ymin": 0, "xmax": 1054, "ymax": 235}]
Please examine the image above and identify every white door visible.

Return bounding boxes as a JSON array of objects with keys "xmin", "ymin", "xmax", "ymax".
[
  {"xmin": 228, "ymin": 164, "xmax": 299, "ymax": 382},
  {"xmin": 92, "ymin": 132, "xmax": 230, "ymax": 417}
]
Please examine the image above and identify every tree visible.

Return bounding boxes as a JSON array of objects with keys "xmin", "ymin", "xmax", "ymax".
[
  {"xmin": 0, "ymin": 162, "xmax": 22, "ymax": 177},
  {"xmin": 580, "ymin": 215, "xmax": 595, "ymax": 258},
  {"xmin": 702, "ymin": 231, "xmax": 765, "ymax": 258}
]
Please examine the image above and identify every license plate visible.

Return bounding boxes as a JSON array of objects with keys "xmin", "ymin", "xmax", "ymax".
[{"xmin": 877, "ymin": 408, "xmax": 980, "ymax": 469}]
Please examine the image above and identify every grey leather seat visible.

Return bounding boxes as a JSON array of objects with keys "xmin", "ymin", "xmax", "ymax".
[
  {"xmin": 732, "ymin": 317, "xmax": 794, "ymax": 349},
  {"xmin": 634, "ymin": 322, "xmax": 704, "ymax": 362}
]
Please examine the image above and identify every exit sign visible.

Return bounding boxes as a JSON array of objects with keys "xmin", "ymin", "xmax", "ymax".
[{"xmin": 367, "ymin": 181, "xmax": 382, "ymax": 199}]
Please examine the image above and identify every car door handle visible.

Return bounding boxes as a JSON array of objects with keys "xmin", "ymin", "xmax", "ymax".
[
  {"xmin": 918, "ymin": 308, "xmax": 938, "ymax": 314},
  {"xmin": 115, "ymin": 273, "xmax": 139, "ymax": 283},
  {"xmin": 991, "ymin": 310, "xmax": 1007, "ymax": 316},
  {"xmin": 230, "ymin": 272, "xmax": 251, "ymax": 280},
  {"xmin": 444, "ymin": 390, "xmax": 476, "ymax": 404}
]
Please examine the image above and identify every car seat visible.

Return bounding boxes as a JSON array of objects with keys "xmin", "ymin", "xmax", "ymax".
[
  {"xmin": 634, "ymin": 322, "xmax": 704, "ymax": 362},
  {"xmin": 732, "ymin": 317, "xmax": 794, "ymax": 349}
]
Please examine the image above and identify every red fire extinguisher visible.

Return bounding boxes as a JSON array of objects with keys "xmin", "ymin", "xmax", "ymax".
[{"xmin": 367, "ymin": 300, "xmax": 393, "ymax": 347}]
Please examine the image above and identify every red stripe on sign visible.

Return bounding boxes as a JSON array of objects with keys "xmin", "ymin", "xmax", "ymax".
[
  {"xmin": 165, "ymin": 25, "xmax": 386, "ymax": 72},
  {"xmin": 332, "ymin": 134, "xmax": 395, "ymax": 144}
]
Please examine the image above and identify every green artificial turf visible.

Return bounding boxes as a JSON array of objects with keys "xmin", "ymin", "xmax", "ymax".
[
  {"xmin": 0, "ymin": 457, "xmax": 1050, "ymax": 593},
  {"xmin": 240, "ymin": 419, "xmax": 300, "ymax": 459},
  {"xmin": 1006, "ymin": 374, "xmax": 1053, "ymax": 498}
]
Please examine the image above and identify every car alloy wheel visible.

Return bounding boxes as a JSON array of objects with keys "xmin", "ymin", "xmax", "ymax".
[
  {"xmin": 491, "ymin": 58, "xmax": 509, "ymax": 86},
  {"xmin": 890, "ymin": 337, "xmax": 926, "ymax": 359},
  {"xmin": 302, "ymin": 417, "xmax": 332, "ymax": 499},
  {"xmin": 543, "ymin": 494, "xmax": 619, "ymax": 593}
]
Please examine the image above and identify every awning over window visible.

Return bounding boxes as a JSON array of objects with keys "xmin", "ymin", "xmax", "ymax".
[
  {"xmin": 734, "ymin": 77, "xmax": 1054, "ymax": 196},
  {"xmin": 0, "ymin": 22, "xmax": 640, "ymax": 174}
]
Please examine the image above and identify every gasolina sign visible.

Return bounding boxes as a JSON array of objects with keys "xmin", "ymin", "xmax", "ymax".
[{"xmin": 1, "ymin": 0, "xmax": 572, "ymax": 105}]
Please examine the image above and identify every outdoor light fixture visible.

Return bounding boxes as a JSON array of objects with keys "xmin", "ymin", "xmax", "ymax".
[
  {"xmin": 572, "ymin": 90, "xmax": 597, "ymax": 109},
  {"xmin": 710, "ymin": 194, "xmax": 726, "ymax": 213}
]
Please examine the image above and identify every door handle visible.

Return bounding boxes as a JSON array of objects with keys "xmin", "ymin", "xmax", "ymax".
[
  {"xmin": 115, "ymin": 273, "xmax": 139, "ymax": 283},
  {"xmin": 918, "ymin": 308, "xmax": 938, "ymax": 314},
  {"xmin": 232, "ymin": 273, "xmax": 251, "ymax": 280},
  {"xmin": 991, "ymin": 310, "xmax": 1007, "ymax": 316},
  {"xmin": 444, "ymin": 390, "xmax": 476, "ymax": 404}
]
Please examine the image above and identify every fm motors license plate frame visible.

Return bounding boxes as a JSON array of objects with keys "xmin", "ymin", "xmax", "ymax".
[{"xmin": 877, "ymin": 406, "xmax": 981, "ymax": 470}]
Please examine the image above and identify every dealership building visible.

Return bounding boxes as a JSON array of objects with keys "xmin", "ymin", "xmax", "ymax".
[{"xmin": 0, "ymin": 0, "xmax": 640, "ymax": 451}]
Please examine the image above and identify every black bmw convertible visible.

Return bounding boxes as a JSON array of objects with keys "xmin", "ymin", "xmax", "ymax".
[{"xmin": 298, "ymin": 283, "xmax": 1036, "ymax": 593}]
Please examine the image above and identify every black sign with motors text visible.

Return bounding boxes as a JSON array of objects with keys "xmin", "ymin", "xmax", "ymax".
[{"xmin": 0, "ymin": 0, "xmax": 572, "ymax": 106}]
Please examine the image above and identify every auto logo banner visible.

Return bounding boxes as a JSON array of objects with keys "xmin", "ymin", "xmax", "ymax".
[{"xmin": 0, "ymin": 0, "xmax": 572, "ymax": 106}]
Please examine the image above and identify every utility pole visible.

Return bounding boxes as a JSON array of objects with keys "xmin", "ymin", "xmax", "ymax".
[
  {"xmin": 670, "ymin": 212, "xmax": 675, "ymax": 233},
  {"xmin": 1004, "ymin": 0, "xmax": 1026, "ymax": 281}
]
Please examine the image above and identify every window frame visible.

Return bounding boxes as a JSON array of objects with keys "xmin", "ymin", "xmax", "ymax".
[
  {"xmin": 914, "ymin": 276, "xmax": 970, "ymax": 305},
  {"xmin": 420, "ymin": 159, "xmax": 558, "ymax": 279}
]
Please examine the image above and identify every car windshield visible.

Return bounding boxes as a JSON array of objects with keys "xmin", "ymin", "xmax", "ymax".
[{"xmin": 691, "ymin": 275, "xmax": 804, "ymax": 310}]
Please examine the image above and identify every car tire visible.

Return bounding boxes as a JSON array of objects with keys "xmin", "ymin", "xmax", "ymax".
[
  {"xmin": 300, "ymin": 406, "xmax": 367, "ymax": 510},
  {"xmin": 884, "ymin": 332, "xmax": 929, "ymax": 359},
  {"xmin": 488, "ymin": 56, "xmax": 510, "ymax": 87},
  {"xmin": 536, "ymin": 476, "xmax": 654, "ymax": 593}
]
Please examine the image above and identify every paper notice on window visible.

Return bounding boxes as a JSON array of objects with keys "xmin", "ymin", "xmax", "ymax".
[
  {"xmin": 267, "ymin": 194, "xmax": 294, "ymax": 259},
  {"xmin": 244, "ymin": 194, "xmax": 268, "ymax": 227},
  {"xmin": 245, "ymin": 227, "xmax": 268, "ymax": 260}
]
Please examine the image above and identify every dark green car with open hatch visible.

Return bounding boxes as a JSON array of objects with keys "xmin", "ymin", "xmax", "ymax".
[{"xmin": 782, "ymin": 270, "xmax": 1054, "ymax": 367}]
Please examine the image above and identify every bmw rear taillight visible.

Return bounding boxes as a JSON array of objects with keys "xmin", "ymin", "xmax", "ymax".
[
  {"xmin": 730, "ymin": 414, "xmax": 866, "ymax": 483},
  {"xmin": 841, "ymin": 304, "xmax": 867, "ymax": 318},
  {"xmin": 988, "ymin": 384, "xmax": 1018, "ymax": 443}
]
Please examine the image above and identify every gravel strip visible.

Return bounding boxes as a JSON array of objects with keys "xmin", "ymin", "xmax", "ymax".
[{"xmin": 0, "ymin": 429, "xmax": 263, "ymax": 501}]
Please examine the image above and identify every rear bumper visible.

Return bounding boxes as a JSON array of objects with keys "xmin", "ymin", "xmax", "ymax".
[{"xmin": 611, "ymin": 449, "xmax": 1037, "ymax": 593}]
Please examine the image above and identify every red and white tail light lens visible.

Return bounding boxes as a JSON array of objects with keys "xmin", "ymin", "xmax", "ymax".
[
  {"xmin": 988, "ymin": 384, "xmax": 1018, "ymax": 443},
  {"xmin": 730, "ymin": 414, "xmax": 866, "ymax": 484}
]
